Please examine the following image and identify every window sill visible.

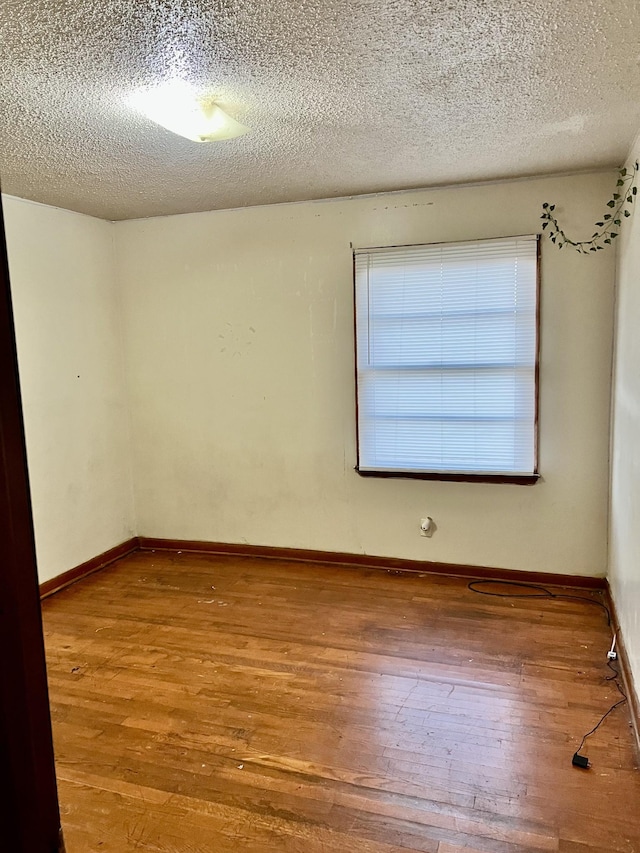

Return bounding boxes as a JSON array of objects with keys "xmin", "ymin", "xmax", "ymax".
[{"xmin": 355, "ymin": 468, "xmax": 540, "ymax": 485}]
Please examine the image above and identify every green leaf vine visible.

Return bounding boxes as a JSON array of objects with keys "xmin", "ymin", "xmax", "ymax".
[{"xmin": 540, "ymin": 162, "xmax": 639, "ymax": 253}]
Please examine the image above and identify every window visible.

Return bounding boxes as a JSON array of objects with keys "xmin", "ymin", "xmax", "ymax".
[{"xmin": 354, "ymin": 236, "xmax": 539, "ymax": 483}]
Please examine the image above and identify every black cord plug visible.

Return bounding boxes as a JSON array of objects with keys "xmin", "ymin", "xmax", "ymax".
[{"xmin": 572, "ymin": 752, "xmax": 589, "ymax": 769}]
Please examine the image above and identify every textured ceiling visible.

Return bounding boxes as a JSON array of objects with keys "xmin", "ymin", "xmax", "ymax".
[{"xmin": 1, "ymin": 0, "xmax": 640, "ymax": 220}]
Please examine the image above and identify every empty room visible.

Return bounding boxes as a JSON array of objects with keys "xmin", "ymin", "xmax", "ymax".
[{"xmin": 0, "ymin": 0, "xmax": 639, "ymax": 851}]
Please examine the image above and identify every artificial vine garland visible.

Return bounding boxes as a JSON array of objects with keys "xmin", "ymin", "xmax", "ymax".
[{"xmin": 540, "ymin": 162, "xmax": 639, "ymax": 253}]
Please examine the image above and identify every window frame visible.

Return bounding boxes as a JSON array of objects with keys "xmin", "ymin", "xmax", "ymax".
[{"xmin": 352, "ymin": 235, "xmax": 541, "ymax": 485}]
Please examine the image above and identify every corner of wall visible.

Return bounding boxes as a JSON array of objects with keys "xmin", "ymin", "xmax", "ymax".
[
  {"xmin": 607, "ymin": 127, "xmax": 640, "ymax": 715},
  {"xmin": 109, "ymin": 220, "xmax": 138, "ymax": 541}
]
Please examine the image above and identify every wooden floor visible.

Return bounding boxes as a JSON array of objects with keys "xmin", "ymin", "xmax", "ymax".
[{"xmin": 42, "ymin": 551, "xmax": 640, "ymax": 853}]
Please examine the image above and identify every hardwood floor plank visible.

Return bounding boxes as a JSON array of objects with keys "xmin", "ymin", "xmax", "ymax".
[{"xmin": 42, "ymin": 552, "xmax": 640, "ymax": 851}]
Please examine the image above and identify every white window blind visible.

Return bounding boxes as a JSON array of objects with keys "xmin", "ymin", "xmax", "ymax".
[{"xmin": 354, "ymin": 236, "xmax": 539, "ymax": 478}]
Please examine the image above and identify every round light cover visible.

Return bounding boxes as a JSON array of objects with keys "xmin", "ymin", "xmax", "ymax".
[{"xmin": 130, "ymin": 81, "xmax": 248, "ymax": 143}]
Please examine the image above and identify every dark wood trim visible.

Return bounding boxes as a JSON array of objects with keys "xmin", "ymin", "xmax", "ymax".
[
  {"xmin": 352, "ymin": 248, "xmax": 361, "ymax": 476},
  {"xmin": 0, "ymin": 193, "xmax": 63, "ymax": 851},
  {"xmin": 606, "ymin": 582, "xmax": 640, "ymax": 753},
  {"xmin": 534, "ymin": 234, "xmax": 541, "ymax": 476},
  {"xmin": 39, "ymin": 537, "xmax": 140, "ymax": 600},
  {"xmin": 352, "ymin": 233, "xmax": 542, "ymax": 253},
  {"xmin": 138, "ymin": 537, "xmax": 606, "ymax": 590},
  {"xmin": 355, "ymin": 468, "xmax": 540, "ymax": 485}
]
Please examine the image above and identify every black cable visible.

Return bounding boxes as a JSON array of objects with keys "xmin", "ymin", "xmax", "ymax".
[
  {"xmin": 574, "ymin": 660, "xmax": 627, "ymax": 756},
  {"xmin": 467, "ymin": 579, "xmax": 611, "ymax": 625},
  {"xmin": 467, "ymin": 579, "xmax": 625, "ymax": 766}
]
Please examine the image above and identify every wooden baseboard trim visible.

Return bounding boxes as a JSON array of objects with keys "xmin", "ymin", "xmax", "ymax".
[
  {"xmin": 606, "ymin": 583, "xmax": 640, "ymax": 754},
  {"xmin": 39, "ymin": 535, "xmax": 607, "ymax": 602},
  {"xmin": 39, "ymin": 537, "xmax": 139, "ymax": 600},
  {"xmin": 137, "ymin": 537, "xmax": 607, "ymax": 590}
]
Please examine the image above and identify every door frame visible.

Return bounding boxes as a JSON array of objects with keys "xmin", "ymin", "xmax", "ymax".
[{"xmin": 0, "ymin": 191, "xmax": 64, "ymax": 852}]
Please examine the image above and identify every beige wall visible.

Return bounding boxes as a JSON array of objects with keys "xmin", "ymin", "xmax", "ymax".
[
  {"xmin": 115, "ymin": 172, "xmax": 615, "ymax": 576},
  {"xmin": 610, "ymin": 145, "xmax": 640, "ymax": 690},
  {"xmin": 4, "ymin": 196, "xmax": 135, "ymax": 583}
]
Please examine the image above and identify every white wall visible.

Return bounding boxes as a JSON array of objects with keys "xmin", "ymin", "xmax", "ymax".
[
  {"xmin": 609, "ymin": 144, "xmax": 640, "ymax": 690},
  {"xmin": 116, "ymin": 173, "xmax": 615, "ymax": 576},
  {"xmin": 3, "ymin": 196, "xmax": 135, "ymax": 583}
]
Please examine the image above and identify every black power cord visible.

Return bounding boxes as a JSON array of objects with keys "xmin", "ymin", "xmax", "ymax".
[
  {"xmin": 467, "ymin": 579, "xmax": 611, "ymax": 625},
  {"xmin": 467, "ymin": 579, "xmax": 627, "ymax": 769},
  {"xmin": 571, "ymin": 660, "xmax": 627, "ymax": 768}
]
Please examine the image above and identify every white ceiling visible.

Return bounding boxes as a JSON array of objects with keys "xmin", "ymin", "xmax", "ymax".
[{"xmin": 1, "ymin": 0, "xmax": 640, "ymax": 221}]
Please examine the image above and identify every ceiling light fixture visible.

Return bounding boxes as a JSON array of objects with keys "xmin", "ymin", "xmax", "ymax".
[{"xmin": 129, "ymin": 80, "xmax": 248, "ymax": 143}]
